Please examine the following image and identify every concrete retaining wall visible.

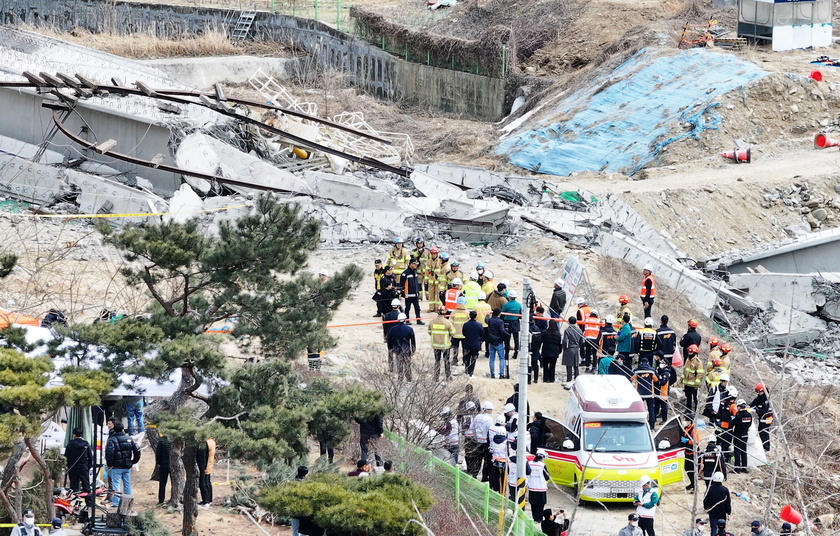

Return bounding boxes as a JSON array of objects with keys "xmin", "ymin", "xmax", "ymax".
[{"xmin": 0, "ymin": 0, "xmax": 506, "ymax": 119}]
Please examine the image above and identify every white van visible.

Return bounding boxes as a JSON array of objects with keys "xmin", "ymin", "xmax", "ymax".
[{"xmin": 535, "ymin": 375, "xmax": 685, "ymax": 502}]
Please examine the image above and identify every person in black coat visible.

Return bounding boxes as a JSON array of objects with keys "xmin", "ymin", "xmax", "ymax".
[
  {"xmin": 462, "ymin": 311, "xmax": 485, "ymax": 378},
  {"xmin": 104, "ymin": 422, "xmax": 141, "ymax": 508},
  {"xmin": 703, "ymin": 475, "xmax": 731, "ymax": 527},
  {"xmin": 355, "ymin": 415, "xmax": 384, "ymax": 466},
  {"xmin": 549, "ymin": 280, "xmax": 567, "ymax": 319},
  {"xmin": 155, "ymin": 436, "xmax": 172, "ymax": 505},
  {"xmin": 64, "ymin": 427, "xmax": 93, "ymax": 503},
  {"xmin": 529, "ymin": 320, "xmax": 543, "ymax": 384},
  {"xmin": 541, "ymin": 320, "xmax": 562, "ymax": 383}
]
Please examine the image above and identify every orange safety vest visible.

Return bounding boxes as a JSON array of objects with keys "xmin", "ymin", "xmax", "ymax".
[
  {"xmin": 577, "ymin": 305, "xmax": 591, "ymax": 322},
  {"xmin": 445, "ymin": 288, "xmax": 461, "ymax": 311},
  {"xmin": 640, "ymin": 275, "xmax": 656, "ymax": 299},
  {"xmin": 583, "ymin": 316, "xmax": 600, "ymax": 338}
]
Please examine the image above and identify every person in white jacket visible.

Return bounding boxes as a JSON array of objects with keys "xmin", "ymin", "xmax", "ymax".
[{"xmin": 634, "ymin": 475, "xmax": 659, "ymax": 536}]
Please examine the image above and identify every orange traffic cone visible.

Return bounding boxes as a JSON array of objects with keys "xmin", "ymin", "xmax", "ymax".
[
  {"xmin": 720, "ymin": 147, "xmax": 751, "ymax": 163},
  {"xmin": 814, "ymin": 133, "xmax": 840, "ymax": 149}
]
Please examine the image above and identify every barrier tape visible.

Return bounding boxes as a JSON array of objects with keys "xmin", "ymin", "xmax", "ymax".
[{"xmin": 3, "ymin": 203, "xmax": 250, "ymax": 219}]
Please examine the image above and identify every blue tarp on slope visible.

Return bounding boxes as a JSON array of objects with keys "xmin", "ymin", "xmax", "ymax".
[{"xmin": 497, "ymin": 49, "xmax": 769, "ymax": 176}]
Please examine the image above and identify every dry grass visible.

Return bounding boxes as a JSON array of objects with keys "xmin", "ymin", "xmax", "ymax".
[{"xmin": 25, "ymin": 25, "xmax": 244, "ymax": 59}]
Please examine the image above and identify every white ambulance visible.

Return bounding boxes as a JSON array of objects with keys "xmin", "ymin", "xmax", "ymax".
[{"xmin": 537, "ymin": 375, "xmax": 685, "ymax": 502}]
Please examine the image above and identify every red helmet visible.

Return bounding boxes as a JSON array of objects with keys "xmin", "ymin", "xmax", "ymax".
[
  {"xmin": 687, "ymin": 319, "xmax": 699, "ymax": 328},
  {"xmin": 755, "ymin": 383, "xmax": 766, "ymax": 392},
  {"xmin": 430, "ymin": 247, "xmax": 439, "ymax": 254},
  {"xmin": 712, "ymin": 358, "xmax": 722, "ymax": 367},
  {"xmin": 687, "ymin": 344, "xmax": 699, "ymax": 354},
  {"xmin": 618, "ymin": 295, "xmax": 630, "ymax": 304},
  {"xmin": 709, "ymin": 337, "xmax": 720, "ymax": 347},
  {"xmin": 720, "ymin": 343, "xmax": 731, "ymax": 354}
]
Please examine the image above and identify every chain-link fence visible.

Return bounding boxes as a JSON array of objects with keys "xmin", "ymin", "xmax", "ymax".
[{"xmin": 385, "ymin": 430, "xmax": 546, "ymax": 536}]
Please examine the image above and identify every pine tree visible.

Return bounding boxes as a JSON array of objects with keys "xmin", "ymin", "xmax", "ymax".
[{"xmin": 64, "ymin": 195, "xmax": 373, "ymax": 536}]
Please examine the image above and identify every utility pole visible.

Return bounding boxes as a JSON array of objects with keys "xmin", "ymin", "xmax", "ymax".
[{"xmin": 515, "ymin": 278, "xmax": 532, "ymax": 513}]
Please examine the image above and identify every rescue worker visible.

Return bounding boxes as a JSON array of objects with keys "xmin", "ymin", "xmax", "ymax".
[
  {"xmin": 581, "ymin": 310, "xmax": 601, "ymax": 374},
  {"xmin": 383, "ymin": 298, "xmax": 403, "ymax": 372},
  {"xmin": 444, "ymin": 278, "xmax": 464, "ymax": 312},
  {"xmin": 378, "ymin": 266, "xmax": 398, "ymax": 317},
  {"xmin": 413, "ymin": 238, "xmax": 430, "ymax": 301},
  {"xmin": 528, "ymin": 317, "xmax": 544, "ymax": 384},
  {"xmin": 732, "ymin": 399, "xmax": 753, "ymax": 473},
  {"xmin": 699, "ymin": 440, "xmax": 727, "ymax": 487},
  {"xmin": 450, "ymin": 297, "xmax": 470, "ymax": 367},
  {"xmin": 474, "ymin": 292, "xmax": 492, "ymax": 358},
  {"xmin": 718, "ymin": 343, "xmax": 733, "ymax": 375},
  {"xmin": 715, "ymin": 380, "xmax": 737, "ymax": 457},
  {"xmin": 549, "ymin": 279, "xmax": 567, "ymax": 319},
  {"xmin": 542, "ymin": 319, "xmax": 562, "ymax": 383},
  {"xmin": 780, "ymin": 523, "xmax": 793, "ymax": 536},
  {"xmin": 707, "ymin": 337, "xmax": 722, "ymax": 371},
  {"xmin": 597, "ymin": 314, "xmax": 618, "ymax": 370},
  {"xmin": 461, "ymin": 401, "xmax": 479, "ymax": 474},
  {"xmin": 527, "ymin": 450, "xmax": 551, "ymax": 522},
  {"xmin": 475, "ymin": 262, "xmax": 487, "ymax": 283},
  {"xmin": 655, "ymin": 315, "xmax": 677, "ymax": 373},
  {"xmin": 640, "ymin": 264, "xmax": 656, "ymax": 319},
  {"xmin": 386, "ymin": 313, "xmax": 416, "ymax": 381},
  {"xmin": 488, "ymin": 281, "xmax": 508, "ymax": 311},
  {"xmin": 634, "ymin": 475, "xmax": 659, "ymax": 536},
  {"xmin": 488, "ymin": 416, "xmax": 508, "ymax": 492},
  {"xmin": 683, "ymin": 519, "xmax": 708, "ymax": 536},
  {"xmin": 713, "ymin": 520, "xmax": 735, "ymax": 536},
  {"xmin": 463, "ymin": 272, "xmax": 483, "ymax": 310},
  {"xmin": 373, "ymin": 259, "xmax": 386, "ymax": 317},
  {"xmin": 681, "ymin": 415, "xmax": 699, "ymax": 491},
  {"xmin": 620, "ymin": 514, "xmax": 643, "ymax": 536},
  {"xmin": 575, "ymin": 298, "xmax": 591, "ymax": 323},
  {"xmin": 653, "ymin": 361, "xmax": 670, "ymax": 425},
  {"xmin": 507, "ymin": 445, "xmax": 530, "ymax": 504},
  {"xmin": 400, "ymin": 258, "xmax": 424, "ymax": 325},
  {"xmin": 503, "ymin": 403, "xmax": 519, "ymax": 443},
  {"xmin": 387, "ymin": 238, "xmax": 410, "ymax": 277},
  {"xmin": 632, "ymin": 358, "xmax": 658, "ymax": 428},
  {"xmin": 705, "ymin": 359, "xmax": 725, "ymax": 390},
  {"xmin": 426, "ymin": 247, "xmax": 445, "ymax": 312},
  {"xmin": 468, "ymin": 401, "xmax": 494, "ymax": 481},
  {"xmin": 638, "ymin": 317, "xmax": 658, "ymax": 364},
  {"xmin": 703, "ymin": 473, "xmax": 731, "ymax": 528},
  {"xmin": 437, "ymin": 253, "xmax": 451, "ymax": 303},
  {"xmin": 428, "ymin": 306, "xmax": 456, "ymax": 382},
  {"xmin": 617, "ymin": 294, "xmax": 633, "ymax": 327},
  {"xmin": 680, "ymin": 319, "xmax": 702, "ymax": 364},
  {"xmin": 750, "ymin": 383, "xmax": 773, "ymax": 452},
  {"xmin": 480, "ymin": 270, "xmax": 496, "ymax": 297},
  {"xmin": 445, "ymin": 260, "xmax": 465, "ymax": 287},
  {"xmin": 437, "ymin": 407, "xmax": 460, "ymax": 464},
  {"xmin": 501, "ymin": 289, "xmax": 522, "ymax": 361},
  {"xmin": 682, "ymin": 344, "xmax": 704, "ymax": 413}
]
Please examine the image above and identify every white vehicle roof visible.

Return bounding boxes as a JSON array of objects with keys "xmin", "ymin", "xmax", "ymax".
[{"xmin": 571, "ymin": 375, "xmax": 647, "ymax": 414}]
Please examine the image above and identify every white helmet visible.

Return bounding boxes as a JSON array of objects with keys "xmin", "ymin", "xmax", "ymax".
[
  {"xmin": 554, "ymin": 279, "xmax": 564, "ymax": 287},
  {"xmin": 644, "ymin": 317, "xmax": 654, "ymax": 326},
  {"xmin": 500, "ymin": 279, "xmax": 510, "ymax": 287},
  {"xmin": 470, "ymin": 271, "xmax": 479, "ymax": 280},
  {"xmin": 503, "ymin": 403, "xmax": 516, "ymax": 413},
  {"xmin": 318, "ymin": 269, "xmax": 329, "ymax": 277},
  {"xmin": 536, "ymin": 448, "xmax": 548, "ymax": 460},
  {"xmin": 440, "ymin": 406, "xmax": 451, "ymax": 415},
  {"xmin": 465, "ymin": 401, "xmax": 476, "ymax": 410},
  {"xmin": 478, "ymin": 292, "xmax": 487, "ymax": 300},
  {"xmin": 589, "ymin": 309, "xmax": 598, "ymax": 317},
  {"xmin": 643, "ymin": 264, "xmax": 653, "ymax": 272},
  {"xmin": 728, "ymin": 386, "xmax": 738, "ymax": 397},
  {"xmin": 495, "ymin": 415, "xmax": 506, "ymax": 425},
  {"xmin": 640, "ymin": 475, "xmax": 652, "ymax": 485},
  {"xmin": 485, "ymin": 270, "xmax": 494, "ymax": 279},
  {"xmin": 391, "ymin": 298, "xmax": 401, "ymax": 307},
  {"xmin": 482, "ymin": 401, "xmax": 494, "ymax": 411},
  {"xmin": 397, "ymin": 313, "xmax": 407, "ymax": 321},
  {"xmin": 712, "ymin": 471, "xmax": 725, "ymax": 483},
  {"xmin": 718, "ymin": 372, "xmax": 730, "ymax": 382},
  {"xmin": 452, "ymin": 278, "xmax": 463, "ymax": 286},
  {"xmin": 508, "ymin": 290, "xmax": 518, "ymax": 298},
  {"xmin": 736, "ymin": 399, "xmax": 747, "ymax": 407},
  {"xmin": 576, "ymin": 298, "xmax": 585, "ymax": 305},
  {"xmin": 606, "ymin": 315, "xmax": 616, "ymax": 324}
]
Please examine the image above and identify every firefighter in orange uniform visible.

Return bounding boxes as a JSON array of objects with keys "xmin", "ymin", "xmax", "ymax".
[{"xmin": 640, "ymin": 264, "xmax": 656, "ymax": 319}]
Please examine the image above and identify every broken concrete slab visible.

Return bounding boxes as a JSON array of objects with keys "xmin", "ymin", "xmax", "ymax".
[
  {"xmin": 409, "ymin": 169, "xmax": 466, "ymax": 200},
  {"xmin": 314, "ymin": 204, "xmax": 412, "ymax": 243},
  {"xmin": 0, "ymin": 153, "xmax": 69, "ymax": 204},
  {"xmin": 713, "ymin": 226, "xmax": 840, "ymax": 274},
  {"xmin": 728, "ymin": 273, "xmax": 819, "ymax": 313},
  {"xmin": 301, "ymin": 171, "xmax": 394, "ymax": 209},
  {"xmin": 175, "ymin": 133, "xmax": 312, "ymax": 196},
  {"xmin": 765, "ymin": 299, "xmax": 826, "ymax": 346},
  {"xmin": 142, "ymin": 56, "xmax": 296, "ymax": 89},
  {"xmin": 66, "ymin": 169, "xmax": 167, "ymax": 224},
  {"xmin": 166, "ymin": 183, "xmax": 204, "ymax": 224},
  {"xmin": 511, "ymin": 206, "xmax": 592, "ymax": 238},
  {"xmin": 593, "ymin": 193, "xmax": 684, "ymax": 258}
]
